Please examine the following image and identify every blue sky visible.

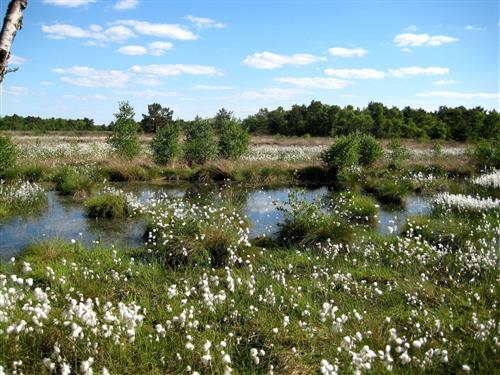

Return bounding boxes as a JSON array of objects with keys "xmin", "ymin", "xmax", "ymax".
[{"xmin": 2, "ymin": 0, "xmax": 499, "ymax": 124}]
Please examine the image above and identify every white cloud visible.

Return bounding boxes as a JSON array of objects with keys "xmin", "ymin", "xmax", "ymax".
[
  {"xmin": 117, "ymin": 42, "xmax": 173, "ymax": 56},
  {"xmin": 324, "ymin": 68, "xmax": 385, "ymax": 79},
  {"xmin": 148, "ymin": 41, "xmax": 173, "ymax": 56},
  {"xmin": 465, "ymin": 25, "xmax": 485, "ymax": 31},
  {"xmin": 117, "ymin": 45, "xmax": 148, "ymax": 56},
  {"xmin": 41, "ymin": 81, "xmax": 56, "ymax": 86},
  {"xmin": 416, "ymin": 91, "xmax": 500, "ymax": 100},
  {"xmin": 328, "ymin": 47, "xmax": 367, "ymax": 57},
  {"xmin": 433, "ymin": 80, "xmax": 457, "ymax": 85},
  {"xmin": 114, "ymin": 0, "xmax": 138, "ymax": 10},
  {"xmin": 274, "ymin": 77, "xmax": 350, "ymax": 89},
  {"xmin": 194, "ymin": 85, "xmax": 236, "ymax": 90},
  {"xmin": 243, "ymin": 52, "xmax": 326, "ymax": 69},
  {"xmin": 103, "ymin": 26, "xmax": 136, "ymax": 41},
  {"xmin": 42, "ymin": 24, "xmax": 91, "ymax": 39},
  {"xmin": 115, "ymin": 20, "xmax": 198, "ymax": 40},
  {"xmin": 42, "ymin": 23, "xmax": 136, "ymax": 43},
  {"xmin": 133, "ymin": 77, "xmax": 163, "ymax": 86},
  {"xmin": 389, "ymin": 66, "xmax": 449, "ymax": 77},
  {"xmin": 185, "ymin": 15, "xmax": 227, "ymax": 30},
  {"xmin": 8, "ymin": 54, "xmax": 26, "ymax": 65},
  {"xmin": 53, "ymin": 66, "xmax": 130, "ymax": 88},
  {"xmin": 130, "ymin": 64, "xmax": 220, "ymax": 76},
  {"xmin": 43, "ymin": 0, "xmax": 95, "ymax": 7},
  {"xmin": 394, "ymin": 33, "xmax": 459, "ymax": 47},
  {"xmin": 241, "ymin": 87, "xmax": 305, "ymax": 100}
]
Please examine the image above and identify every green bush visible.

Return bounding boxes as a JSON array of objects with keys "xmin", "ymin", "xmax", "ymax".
[
  {"xmin": 84, "ymin": 193, "xmax": 130, "ymax": 218},
  {"xmin": 107, "ymin": 101, "xmax": 141, "ymax": 160},
  {"xmin": 358, "ymin": 134, "xmax": 383, "ymax": 166},
  {"xmin": 217, "ymin": 118, "xmax": 250, "ymax": 159},
  {"xmin": 474, "ymin": 139, "xmax": 500, "ymax": 170},
  {"xmin": 0, "ymin": 135, "xmax": 17, "ymax": 171},
  {"xmin": 151, "ymin": 123, "xmax": 182, "ymax": 165},
  {"xmin": 320, "ymin": 135, "xmax": 359, "ymax": 174},
  {"xmin": 184, "ymin": 119, "xmax": 218, "ymax": 165}
]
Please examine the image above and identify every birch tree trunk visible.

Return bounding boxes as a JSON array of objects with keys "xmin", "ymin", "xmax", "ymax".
[{"xmin": 0, "ymin": 0, "xmax": 27, "ymax": 84}]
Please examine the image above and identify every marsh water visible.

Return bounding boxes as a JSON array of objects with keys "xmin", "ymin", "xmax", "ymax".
[{"xmin": 0, "ymin": 184, "xmax": 431, "ymax": 260}]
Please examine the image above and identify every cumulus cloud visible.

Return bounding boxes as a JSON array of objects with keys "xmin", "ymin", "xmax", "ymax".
[
  {"xmin": 389, "ymin": 66, "xmax": 449, "ymax": 77},
  {"xmin": 114, "ymin": 0, "xmax": 138, "ymax": 10},
  {"xmin": 328, "ymin": 47, "xmax": 367, "ymax": 57},
  {"xmin": 416, "ymin": 91, "xmax": 499, "ymax": 99},
  {"xmin": 117, "ymin": 42, "xmax": 173, "ymax": 56},
  {"xmin": 117, "ymin": 45, "xmax": 148, "ymax": 56},
  {"xmin": 115, "ymin": 20, "xmax": 198, "ymax": 40},
  {"xmin": 148, "ymin": 41, "xmax": 173, "ymax": 56},
  {"xmin": 243, "ymin": 52, "xmax": 326, "ymax": 69},
  {"xmin": 274, "ymin": 77, "xmax": 350, "ymax": 89},
  {"xmin": 185, "ymin": 15, "xmax": 227, "ymax": 29},
  {"xmin": 43, "ymin": 0, "xmax": 95, "ymax": 7},
  {"xmin": 5, "ymin": 85, "xmax": 30, "ymax": 95},
  {"xmin": 117, "ymin": 89, "xmax": 180, "ymax": 98},
  {"xmin": 52, "ymin": 66, "xmax": 130, "ymax": 88},
  {"xmin": 324, "ymin": 68, "xmax": 385, "ymax": 79},
  {"xmin": 130, "ymin": 64, "xmax": 220, "ymax": 76},
  {"xmin": 394, "ymin": 33, "xmax": 459, "ymax": 47},
  {"xmin": 42, "ymin": 23, "xmax": 136, "ymax": 43}
]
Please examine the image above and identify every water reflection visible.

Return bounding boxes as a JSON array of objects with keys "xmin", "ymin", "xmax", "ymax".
[{"xmin": 0, "ymin": 184, "xmax": 431, "ymax": 260}]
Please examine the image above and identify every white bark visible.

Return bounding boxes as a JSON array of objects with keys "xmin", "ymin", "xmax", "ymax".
[{"xmin": 0, "ymin": 0, "xmax": 27, "ymax": 83}]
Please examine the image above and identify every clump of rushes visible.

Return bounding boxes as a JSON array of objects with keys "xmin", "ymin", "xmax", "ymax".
[
  {"xmin": 364, "ymin": 178, "xmax": 407, "ymax": 205},
  {"xmin": 54, "ymin": 167, "xmax": 94, "ymax": 197},
  {"xmin": 0, "ymin": 180, "xmax": 46, "ymax": 218},
  {"xmin": 84, "ymin": 190, "xmax": 134, "ymax": 219},
  {"xmin": 277, "ymin": 192, "xmax": 352, "ymax": 246},
  {"xmin": 143, "ymin": 196, "xmax": 250, "ymax": 267}
]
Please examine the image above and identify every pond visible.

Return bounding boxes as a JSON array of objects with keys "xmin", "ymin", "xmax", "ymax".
[{"xmin": 0, "ymin": 184, "xmax": 431, "ymax": 260}]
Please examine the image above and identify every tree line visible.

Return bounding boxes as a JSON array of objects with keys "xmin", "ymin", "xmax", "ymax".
[
  {"xmin": 242, "ymin": 102, "xmax": 500, "ymax": 141},
  {"xmin": 1, "ymin": 101, "xmax": 499, "ymax": 141}
]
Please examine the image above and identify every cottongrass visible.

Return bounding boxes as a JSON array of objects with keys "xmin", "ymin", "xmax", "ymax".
[
  {"xmin": 472, "ymin": 170, "xmax": 500, "ymax": 189},
  {"xmin": 0, "ymin": 180, "xmax": 46, "ymax": 216},
  {"xmin": 433, "ymin": 192, "xmax": 500, "ymax": 212}
]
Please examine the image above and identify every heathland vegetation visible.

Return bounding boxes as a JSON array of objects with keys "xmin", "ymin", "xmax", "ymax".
[{"xmin": 0, "ymin": 100, "xmax": 499, "ymax": 374}]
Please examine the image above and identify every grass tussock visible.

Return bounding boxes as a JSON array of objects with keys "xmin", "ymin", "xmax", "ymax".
[{"xmin": 84, "ymin": 193, "xmax": 131, "ymax": 219}]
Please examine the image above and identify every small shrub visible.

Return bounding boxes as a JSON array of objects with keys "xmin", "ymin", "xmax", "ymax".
[
  {"xmin": 474, "ymin": 139, "xmax": 500, "ymax": 170},
  {"xmin": 0, "ymin": 135, "xmax": 17, "ymax": 171},
  {"xmin": 151, "ymin": 123, "xmax": 182, "ymax": 165},
  {"xmin": 358, "ymin": 134, "xmax": 383, "ymax": 166},
  {"xmin": 217, "ymin": 118, "xmax": 250, "ymax": 159},
  {"xmin": 84, "ymin": 193, "xmax": 130, "ymax": 218},
  {"xmin": 320, "ymin": 135, "xmax": 359, "ymax": 174},
  {"xmin": 107, "ymin": 101, "xmax": 141, "ymax": 160},
  {"xmin": 184, "ymin": 119, "xmax": 218, "ymax": 165}
]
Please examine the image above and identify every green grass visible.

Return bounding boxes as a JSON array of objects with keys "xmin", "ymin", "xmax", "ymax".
[{"xmin": 84, "ymin": 193, "xmax": 131, "ymax": 218}]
